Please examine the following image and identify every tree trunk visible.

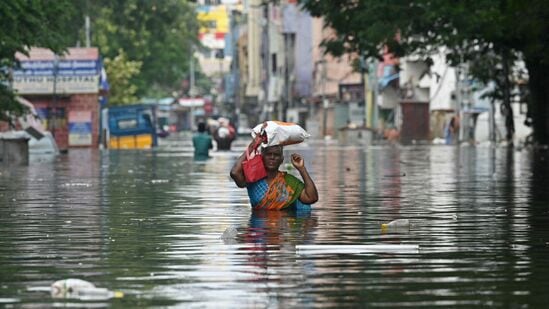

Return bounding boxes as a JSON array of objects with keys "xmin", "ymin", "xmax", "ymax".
[{"xmin": 525, "ymin": 58, "xmax": 549, "ymax": 145}]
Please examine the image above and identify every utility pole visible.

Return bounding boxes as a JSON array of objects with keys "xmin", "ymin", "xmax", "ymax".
[
  {"xmin": 215, "ymin": 47, "xmax": 224, "ymax": 107},
  {"xmin": 283, "ymin": 33, "xmax": 292, "ymax": 122},
  {"xmin": 85, "ymin": 16, "xmax": 91, "ymax": 47},
  {"xmin": 189, "ymin": 46, "xmax": 195, "ymax": 131},
  {"xmin": 321, "ymin": 59, "xmax": 327, "ymax": 137},
  {"xmin": 189, "ymin": 46, "xmax": 195, "ymax": 96},
  {"xmin": 361, "ymin": 54, "xmax": 368, "ymax": 128},
  {"xmin": 85, "ymin": 0, "xmax": 91, "ymax": 47},
  {"xmin": 489, "ymin": 99, "xmax": 496, "ymax": 143},
  {"xmin": 51, "ymin": 54, "xmax": 59, "ymax": 137},
  {"xmin": 261, "ymin": 3, "xmax": 271, "ymax": 121},
  {"xmin": 230, "ymin": 9, "xmax": 241, "ymax": 128},
  {"xmin": 372, "ymin": 59, "xmax": 379, "ymax": 131},
  {"xmin": 456, "ymin": 62, "xmax": 464, "ymax": 143}
]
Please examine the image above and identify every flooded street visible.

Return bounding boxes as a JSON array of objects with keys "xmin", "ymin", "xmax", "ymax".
[{"xmin": 1, "ymin": 136, "xmax": 549, "ymax": 308}]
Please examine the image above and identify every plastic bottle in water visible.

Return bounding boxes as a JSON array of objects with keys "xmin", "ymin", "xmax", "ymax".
[{"xmin": 381, "ymin": 219, "xmax": 410, "ymax": 233}]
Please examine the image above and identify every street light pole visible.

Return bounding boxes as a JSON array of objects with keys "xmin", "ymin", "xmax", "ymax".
[
  {"xmin": 456, "ymin": 63, "xmax": 463, "ymax": 143},
  {"xmin": 189, "ymin": 45, "xmax": 195, "ymax": 97},
  {"xmin": 189, "ymin": 46, "xmax": 195, "ymax": 131},
  {"xmin": 360, "ymin": 53, "xmax": 368, "ymax": 128},
  {"xmin": 51, "ymin": 54, "xmax": 59, "ymax": 137},
  {"xmin": 230, "ymin": 9, "xmax": 241, "ymax": 128},
  {"xmin": 320, "ymin": 59, "xmax": 327, "ymax": 137},
  {"xmin": 372, "ymin": 59, "xmax": 379, "ymax": 131}
]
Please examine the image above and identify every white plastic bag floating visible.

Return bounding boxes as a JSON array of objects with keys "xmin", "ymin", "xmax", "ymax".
[
  {"xmin": 50, "ymin": 278, "xmax": 124, "ymax": 299},
  {"xmin": 252, "ymin": 121, "xmax": 310, "ymax": 147}
]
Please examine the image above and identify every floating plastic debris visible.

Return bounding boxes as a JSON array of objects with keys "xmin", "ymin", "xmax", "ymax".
[
  {"xmin": 381, "ymin": 219, "xmax": 410, "ymax": 233},
  {"xmin": 296, "ymin": 244, "xmax": 419, "ymax": 255},
  {"xmin": 50, "ymin": 278, "xmax": 123, "ymax": 300},
  {"xmin": 151, "ymin": 179, "xmax": 170, "ymax": 184},
  {"xmin": 221, "ymin": 226, "xmax": 238, "ymax": 240}
]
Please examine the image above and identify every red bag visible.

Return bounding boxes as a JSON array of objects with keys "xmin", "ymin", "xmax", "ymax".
[{"xmin": 242, "ymin": 145, "xmax": 267, "ymax": 183}]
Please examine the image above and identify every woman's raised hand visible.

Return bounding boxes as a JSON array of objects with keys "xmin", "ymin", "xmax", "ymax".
[{"xmin": 291, "ymin": 153, "xmax": 305, "ymax": 169}]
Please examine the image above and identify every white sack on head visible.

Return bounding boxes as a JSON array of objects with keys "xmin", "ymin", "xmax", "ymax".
[
  {"xmin": 218, "ymin": 117, "xmax": 229, "ymax": 126},
  {"xmin": 252, "ymin": 121, "xmax": 310, "ymax": 147},
  {"xmin": 217, "ymin": 127, "xmax": 230, "ymax": 138}
]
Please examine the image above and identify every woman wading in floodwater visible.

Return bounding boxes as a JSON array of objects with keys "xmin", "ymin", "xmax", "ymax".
[{"xmin": 230, "ymin": 134, "xmax": 318, "ymax": 210}]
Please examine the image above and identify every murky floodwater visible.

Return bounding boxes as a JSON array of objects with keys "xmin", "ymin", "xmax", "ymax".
[{"xmin": 1, "ymin": 135, "xmax": 549, "ymax": 308}]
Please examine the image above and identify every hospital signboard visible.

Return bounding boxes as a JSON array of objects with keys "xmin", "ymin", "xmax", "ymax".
[{"xmin": 13, "ymin": 48, "xmax": 100, "ymax": 94}]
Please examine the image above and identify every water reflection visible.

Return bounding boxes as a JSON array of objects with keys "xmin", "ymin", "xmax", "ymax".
[{"xmin": 0, "ymin": 140, "xmax": 548, "ymax": 307}]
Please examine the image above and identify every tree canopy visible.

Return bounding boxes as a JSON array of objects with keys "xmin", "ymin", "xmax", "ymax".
[
  {"xmin": 103, "ymin": 50, "xmax": 142, "ymax": 106},
  {"xmin": 300, "ymin": 0, "xmax": 549, "ymax": 144},
  {"xmin": 69, "ymin": 0, "xmax": 202, "ymax": 101},
  {"xmin": 1, "ymin": 0, "xmax": 207, "ymax": 118},
  {"xmin": 300, "ymin": 0, "xmax": 548, "ymax": 64},
  {"xmin": 0, "ymin": 0, "xmax": 75, "ymax": 124}
]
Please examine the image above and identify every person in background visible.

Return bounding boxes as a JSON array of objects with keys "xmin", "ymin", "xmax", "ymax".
[
  {"xmin": 445, "ymin": 115, "xmax": 460, "ymax": 145},
  {"xmin": 214, "ymin": 118, "xmax": 236, "ymax": 151},
  {"xmin": 230, "ymin": 135, "xmax": 318, "ymax": 210},
  {"xmin": 193, "ymin": 122, "xmax": 212, "ymax": 160}
]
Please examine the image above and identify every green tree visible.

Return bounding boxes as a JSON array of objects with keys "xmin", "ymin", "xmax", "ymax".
[
  {"xmin": 300, "ymin": 0, "xmax": 549, "ymax": 145},
  {"xmin": 0, "ymin": 0, "xmax": 74, "ymax": 125},
  {"xmin": 70, "ymin": 0, "xmax": 201, "ymax": 99},
  {"xmin": 104, "ymin": 50, "xmax": 142, "ymax": 105}
]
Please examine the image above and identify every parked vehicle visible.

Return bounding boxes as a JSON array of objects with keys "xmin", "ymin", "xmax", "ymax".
[{"xmin": 101, "ymin": 105, "xmax": 158, "ymax": 149}]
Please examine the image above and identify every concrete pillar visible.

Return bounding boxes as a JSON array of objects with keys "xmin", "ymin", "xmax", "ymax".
[{"xmin": 0, "ymin": 138, "xmax": 30, "ymax": 166}]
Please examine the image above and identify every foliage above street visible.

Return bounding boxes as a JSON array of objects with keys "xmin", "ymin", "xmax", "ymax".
[
  {"xmin": 299, "ymin": 0, "xmax": 549, "ymax": 144},
  {"xmin": 70, "ymin": 0, "xmax": 202, "ymax": 102},
  {"xmin": 0, "ymin": 0, "xmax": 205, "ymax": 117},
  {"xmin": 103, "ymin": 50, "xmax": 142, "ymax": 106},
  {"xmin": 0, "ymin": 0, "xmax": 74, "ymax": 125},
  {"xmin": 300, "ymin": 0, "xmax": 547, "ymax": 64}
]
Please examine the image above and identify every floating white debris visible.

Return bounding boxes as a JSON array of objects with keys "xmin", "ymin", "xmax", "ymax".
[
  {"xmin": 50, "ymin": 278, "xmax": 123, "ymax": 300},
  {"xmin": 61, "ymin": 182, "xmax": 92, "ymax": 188},
  {"xmin": 296, "ymin": 244, "xmax": 419, "ymax": 255},
  {"xmin": 221, "ymin": 226, "xmax": 238, "ymax": 240},
  {"xmin": 151, "ymin": 179, "xmax": 170, "ymax": 184},
  {"xmin": 381, "ymin": 219, "xmax": 410, "ymax": 233},
  {"xmin": 0, "ymin": 297, "xmax": 20, "ymax": 303}
]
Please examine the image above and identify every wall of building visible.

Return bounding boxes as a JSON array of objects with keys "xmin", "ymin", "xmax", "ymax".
[
  {"xmin": 311, "ymin": 18, "xmax": 361, "ymax": 98},
  {"xmin": 26, "ymin": 94, "xmax": 99, "ymax": 151},
  {"xmin": 429, "ymin": 51, "xmax": 457, "ymax": 111}
]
